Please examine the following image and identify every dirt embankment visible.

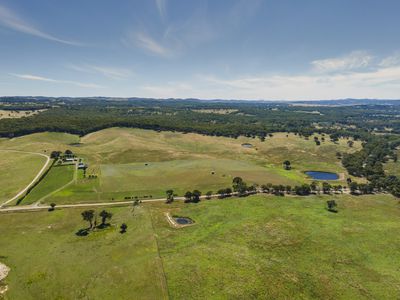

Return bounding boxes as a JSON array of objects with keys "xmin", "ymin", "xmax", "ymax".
[
  {"xmin": 0, "ymin": 263, "xmax": 9, "ymax": 281},
  {"xmin": 0, "ymin": 262, "xmax": 10, "ymax": 295}
]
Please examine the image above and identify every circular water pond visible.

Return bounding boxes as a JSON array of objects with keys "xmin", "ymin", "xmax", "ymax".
[
  {"xmin": 306, "ymin": 171, "xmax": 339, "ymax": 180},
  {"xmin": 174, "ymin": 217, "xmax": 194, "ymax": 225}
]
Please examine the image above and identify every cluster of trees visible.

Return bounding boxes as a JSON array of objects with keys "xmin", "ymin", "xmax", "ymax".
[
  {"xmin": 184, "ymin": 190, "xmax": 202, "ymax": 203},
  {"xmin": 81, "ymin": 209, "xmax": 112, "ymax": 229},
  {"xmin": 216, "ymin": 188, "xmax": 233, "ymax": 199},
  {"xmin": 342, "ymin": 135, "xmax": 400, "ymax": 197},
  {"xmin": 232, "ymin": 177, "xmax": 257, "ymax": 196},
  {"xmin": 79, "ymin": 209, "xmax": 128, "ymax": 234},
  {"xmin": 51, "ymin": 150, "xmax": 75, "ymax": 161}
]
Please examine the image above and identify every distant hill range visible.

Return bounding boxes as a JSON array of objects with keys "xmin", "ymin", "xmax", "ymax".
[
  {"xmin": 1, "ymin": 96, "xmax": 400, "ymax": 106},
  {"xmin": 288, "ymin": 99, "xmax": 400, "ymax": 106}
]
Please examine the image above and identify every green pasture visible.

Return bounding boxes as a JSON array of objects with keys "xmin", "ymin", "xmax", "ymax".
[
  {"xmin": 0, "ymin": 151, "xmax": 47, "ymax": 204},
  {"xmin": 0, "ymin": 194, "xmax": 399, "ymax": 299},
  {"xmin": 0, "ymin": 128, "xmax": 361, "ymax": 205},
  {"xmin": 20, "ymin": 165, "xmax": 76, "ymax": 205},
  {"xmin": 154, "ymin": 194, "xmax": 400, "ymax": 299},
  {"xmin": 0, "ymin": 206, "xmax": 167, "ymax": 300}
]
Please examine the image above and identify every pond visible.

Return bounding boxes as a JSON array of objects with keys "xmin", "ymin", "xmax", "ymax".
[
  {"xmin": 241, "ymin": 143, "xmax": 253, "ymax": 148},
  {"xmin": 174, "ymin": 217, "xmax": 194, "ymax": 225},
  {"xmin": 306, "ymin": 171, "xmax": 339, "ymax": 180}
]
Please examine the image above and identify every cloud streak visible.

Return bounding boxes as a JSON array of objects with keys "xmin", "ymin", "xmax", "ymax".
[
  {"xmin": 311, "ymin": 51, "xmax": 373, "ymax": 73},
  {"xmin": 155, "ymin": 0, "xmax": 167, "ymax": 19},
  {"xmin": 127, "ymin": 31, "xmax": 171, "ymax": 57},
  {"xmin": 139, "ymin": 52, "xmax": 400, "ymax": 100},
  {"xmin": 0, "ymin": 4, "xmax": 83, "ymax": 46},
  {"xmin": 11, "ymin": 73, "xmax": 104, "ymax": 89},
  {"xmin": 67, "ymin": 64, "xmax": 132, "ymax": 79}
]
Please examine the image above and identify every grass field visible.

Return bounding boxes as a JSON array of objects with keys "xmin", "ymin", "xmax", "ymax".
[
  {"xmin": 0, "ymin": 128, "xmax": 362, "ymax": 205},
  {"xmin": 153, "ymin": 194, "xmax": 400, "ymax": 299},
  {"xmin": 21, "ymin": 165, "xmax": 76, "ymax": 205},
  {"xmin": 0, "ymin": 151, "xmax": 47, "ymax": 204},
  {"xmin": 0, "ymin": 194, "xmax": 399, "ymax": 299},
  {"xmin": 0, "ymin": 206, "xmax": 167, "ymax": 299}
]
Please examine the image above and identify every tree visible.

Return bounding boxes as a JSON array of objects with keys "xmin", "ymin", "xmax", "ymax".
[
  {"xmin": 64, "ymin": 149, "xmax": 73, "ymax": 157},
  {"xmin": 232, "ymin": 177, "xmax": 243, "ymax": 185},
  {"xmin": 217, "ymin": 189, "xmax": 226, "ymax": 199},
  {"xmin": 184, "ymin": 191, "xmax": 192, "ymax": 203},
  {"xmin": 322, "ymin": 182, "xmax": 332, "ymax": 194},
  {"xmin": 327, "ymin": 200, "xmax": 338, "ymax": 213},
  {"xmin": 206, "ymin": 191, "xmax": 213, "ymax": 200},
  {"xmin": 50, "ymin": 151, "xmax": 61, "ymax": 159},
  {"xmin": 358, "ymin": 183, "xmax": 373, "ymax": 194},
  {"xmin": 81, "ymin": 210, "xmax": 95, "ymax": 229},
  {"xmin": 261, "ymin": 184, "xmax": 270, "ymax": 193},
  {"xmin": 294, "ymin": 184, "xmax": 311, "ymax": 196},
  {"xmin": 310, "ymin": 181, "xmax": 318, "ymax": 193},
  {"xmin": 349, "ymin": 182, "xmax": 358, "ymax": 194},
  {"xmin": 285, "ymin": 185, "xmax": 292, "ymax": 194},
  {"xmin": 166, "ymin": 189, "xmax": 174, "ymax": 204},
  {"xmin": 48, "ymin": 203, "xmax": 56, "ymax": 211},
  {"xmin": 283, "ymin": 160, "xmax": 291, "ymax": 170},
  {"xmin": 192, "ymin": 190, "xmax": 202, "ymax": 203},
  {"xmin": 232, "ymin": 177, "xmax": 246, "ymax": 194},
  {"xmin": 99, "ymin": 210, "xmax": 113, "ymax": 226},
  {"xmin": 120, "ymin": 223, "xmax": 128, "ymax": 233}
]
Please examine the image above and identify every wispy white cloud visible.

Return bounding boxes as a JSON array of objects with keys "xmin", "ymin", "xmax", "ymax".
[
  {"xmin": 11, "ymin": 73, "xmax": 104, "ymax": 89},
  {"xmin": 138, "ymin": 53, "xmax": 400, "ymax": 100},
  {"xmin": 155, "ymin": 0, "xmax": 167, "ymax": 19},
  {"xmin": 311, "ymin": 51, "xmax": 373, "ymax": 73},
  {"xmin": 0, "ymin": 4, "xmax": 83, "ymax": 46},
  {"xmin": 379, "ymin": 52, "xmax": 400, "ymax": 68},
  {"xmin": 124, "ymin": 31, "xmax": 171, "ymax": 57},
  {"xmin": 67, "ymin": 64, "xmax": 132, "ymax": 79}
]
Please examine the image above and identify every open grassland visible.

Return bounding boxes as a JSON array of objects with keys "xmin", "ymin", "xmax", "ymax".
[
  {"xmin": 0, "ymin": 151, "xmax": 47, "ymax": 204},
  {"xmin": 0, "ymin": 207, "xmax": 167, "ymax": 300},
  {"xmin": 0, "ymin": 109, "xmax": 46, "ymax": 120},
  {"xmin": 154, "ymin": 194, "xmax": 400, "ymax": 299},
  {"xmin": 0, "ymin": 194, "xmax": 399, "ymax": 299},
  {"xmin": 21, "ymin": 165, "xmax": 76, "ymax": 205},
  {"xmin": 0, "ymin": 128, "xmax": 361, "ymax": 204}
]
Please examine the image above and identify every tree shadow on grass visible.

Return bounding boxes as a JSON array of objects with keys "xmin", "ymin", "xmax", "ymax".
[
  {"xmin": 96, "ymin": 223, "xmax": 111, "ymax": 230},
  {"xmin": 75, "ymin": 224, "xmax": 112, "ymax": 236},
  {"xmin": 75, "ymin": 228, "xmax": 90, "ymax": 236}
]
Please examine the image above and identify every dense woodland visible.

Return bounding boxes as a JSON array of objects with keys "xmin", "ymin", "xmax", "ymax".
[{"xmin": 2, "ymin": 96, "xmax": 400, "ymax": 197}]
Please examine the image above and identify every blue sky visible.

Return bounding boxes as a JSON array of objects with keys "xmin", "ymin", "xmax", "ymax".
[{"xmin": 1, "ymin": 0, "xmax": 400, "ymax": 100}]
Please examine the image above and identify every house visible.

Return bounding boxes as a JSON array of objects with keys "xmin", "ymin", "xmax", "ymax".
[
  {"xmin": 64, "ymin": 157, "xmax": 74, "ymax": 163},
  {"xmin": 78, "ymin": 162, "xmax": 87, "ymax": 169}
]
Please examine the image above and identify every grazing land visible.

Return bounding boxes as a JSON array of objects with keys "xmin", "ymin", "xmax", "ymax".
[
  {"xmin": 0, "ymin": 128, "xmax": 361, "ymax": 205},
  {"xmin": 1, "ymin": 99, "xmax": 400, "ymax": 299},
  {"xmin": 21, "ymin": 165, "xmax": 76, "ymax": 205},
  {"xmin": 0, "ymin": 150, "xmax": 47, "ymax": 204},
  {"xmin": 0, "ymin": 206, "xmax": 167, "ymax": 300},
  {"xmin": 0, "ymin": 194, "xmax": 399, "ymax": 299}
]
